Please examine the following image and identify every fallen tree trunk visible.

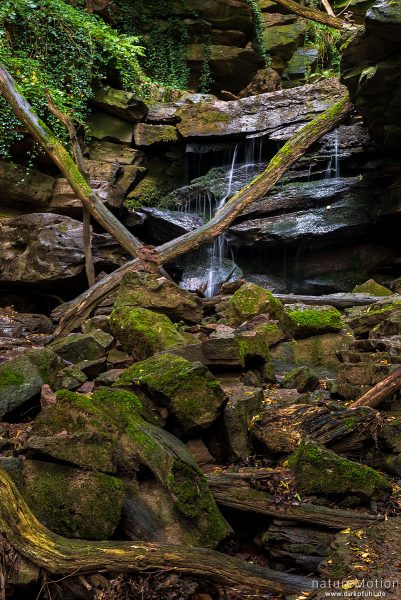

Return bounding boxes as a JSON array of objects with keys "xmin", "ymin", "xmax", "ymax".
[
  {"xmin": 272, "ymin": 0, "xmax": 350, "ymax": 30},
  {"xmin": 54, "ymin": 94, "xmax": 352, "ymax": 338},
  {"xmin": 207, "ymin": 472, "xmax": 383, "ymax": 529},
  {"xmin": 274, "ymin": 293, "xmax": 387, "ymax": 308},
  {"xmin": 0, "ymin": 468, "xmax": 312, "ymax": 595},
  {"xmin": 46, "ymin": 91, "xmax": 96, "ymax": 287},
  {"xmin": 350, "ymin": 364, "xmax": 401, "ymax": 409},
  {"xmin": 0, "ymin": 64, "xmax": 143, "ymax": 259}
]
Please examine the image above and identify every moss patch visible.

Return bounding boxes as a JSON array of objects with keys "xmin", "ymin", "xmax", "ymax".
[
  {"xmin": 18, "ymin": 460, "xmax": 124, "ymax": 540},
  {"xmin": 286, "ymin": 304, "xmax": 343, "ymax": 338}
]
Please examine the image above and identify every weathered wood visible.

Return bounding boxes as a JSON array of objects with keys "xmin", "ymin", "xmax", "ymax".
[
  {"xmin": 321, "ymin": 0, "xmax": 336, "ymax": 18},
  {"xmin": 53, "ymin": 95, "xmax": 352, "ymax": 338},
  {"xmin": 274, "ymin": 293, "xmax": 386, "ymax": 308},
  {"xmin": 350, "ymin": 364, "xmax": 401, "ymax": 409},
  {"xmin": 207, "ymin": 472, "xmax": 383, "ymax": 529},
  {"xmin": 0, "ymin": 468, "xmax": 312, "ymax": 595},
  {"xmin": 272, "ymin": 0, "xmax": 350, "ymax": 30},
  {"xmin": 0, "ymin": 64, "xmax": 143, "ymax": 259}
]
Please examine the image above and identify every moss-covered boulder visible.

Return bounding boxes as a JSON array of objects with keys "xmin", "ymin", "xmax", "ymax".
[
  {"xmin": 49, "ymin": 329, "xmax": 113, "ymax": 363},
  {"xmin": 271, "ymin": 331, "xmax": 353, "ymax": 378},
  {"xmin": 116, "ymin": 353, "xmax": 226, "ymax": 434},
  {"xmin": 15, "ymin": 460, "xmax": 124, "ymax": 540},
  {"xmin": 25, "ymin": 388, "xmax": 229, "ymax": 547},
  {"xmin": 352, "ymin": 279, "xmax": 392, "ymax": 296},
  {"xmin": 288, "ymin": 439, "xmax": 391, "ymax": 500},
  {"xmin": 114, "ymin": 271, "xmax": 202, "ymax": 324},
  {"xmin": 0, "ymin": 348, "xmax": 62, "ymax": 417},
  {"xmin": 345, "ymin": 299, "xmax": 401, "ymax": 335},
  {"xmin": 225, "ymin": 282, "xmax": 290, "ymax": 328},
  {"xmin": 285, "ymin": 304, "xmax": 343, "ymax": 338},
  {"xmin": 109, "ymin": 306, "xmax": 193, "ymax": 361},
  {"xmin": 282, "ymin": 366, "xmax": 320, "ymax": 393}
]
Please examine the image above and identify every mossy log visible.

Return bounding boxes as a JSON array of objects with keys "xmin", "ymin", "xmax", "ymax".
[
  {"xmin": 0, "ymin": 64, "xmax": 143, "ymax": 259},
  {"xmin": 54, "ymin": 95, "xmax": 352, "ymax": 338},
  {"xmin": 275, "ymin": 293, "xmax": 387, "ymax": 308},
  {"xmin": 0, "ymin": 468, "xmax": 312, "ymax": 595},
  {"xmin": 350, "ymin": 364, "xmax": 401, "ymax": 409},
  {"xmin": 271, "ymin": 0, "xmax": 351, "ymax": 30},
  {"xmin": 207, "ymin": 471, "xmax": 383, "ymax": 529}
]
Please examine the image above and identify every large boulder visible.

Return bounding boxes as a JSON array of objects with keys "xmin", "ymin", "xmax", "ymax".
[
  {"xmin": 109, "ymin": 306, "xmax": 193, "ymax": 361},
  {"xmin": 25, "ymin": 388, "xmax": 229, "ymax": 547},
  {"xmin": 228, "ymin": 191, "xmax": 377, "ymax": 247},
  {"xmin": 115, "ymin": 353, "xmax": 226, "ymax": 434},
  {"xmin": 0, "ymin": 213, "xmax": 126, "ymax": 282},
  {"xmin": 0, "ymin": 348, "xmax": 62, "ymax": 417},
  {"xmin": 263, "ymin": 19, "xmax": 306, "ymax": 61}
]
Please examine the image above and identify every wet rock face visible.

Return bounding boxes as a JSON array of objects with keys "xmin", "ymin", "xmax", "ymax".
[
  {"xmin": 138, "ymin": 207, "xmax": 204, "ymax": 245},
  {"xmin": 342, "ymin": 0, "xmax": 401, "ymax": 153},
  {"xmin": 176, "ymin": 79, "xmax": 346, "ymax": 138},
  {"xmin": 0, "ymin": 213, "xmax": 126, "ymax": 283}
]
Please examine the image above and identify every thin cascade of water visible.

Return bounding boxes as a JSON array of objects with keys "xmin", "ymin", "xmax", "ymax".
[
  {"xmin": 325, "ymin": 128, "xmax": 340, "ymax": 180},
  {"xmin": 181, "ymin": 137, "xmax": 267, "ymax": 297},
  {"xmin": 203, "ymin": 143, "xmax": 239, "ymax": 297}
]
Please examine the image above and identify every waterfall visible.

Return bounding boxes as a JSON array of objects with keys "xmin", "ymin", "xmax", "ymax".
[
  {"xmin": 180, "ymin": 136, "xmax": 266, "ymax": 297},
  {"xmin": 325, "ymin": 128, "xmax": 340, "ymax": 180},
  {"xmin": 204, "ymin": 143, "xmax": 239, "ymax": 298}
]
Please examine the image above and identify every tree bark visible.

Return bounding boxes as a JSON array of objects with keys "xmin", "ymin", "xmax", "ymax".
[
  {"xmin": 349, "ymin": 365, "xmax": 401, "ymax": 409},
  {"xmin": 207, "ymin": 472, "xmax": 383, "ymax": 529},
  {"xmin": 0, "ymin": 468, "xmax": 312, "ymax": 595},
  {"xmin": 0, "ymin": 64, "xmax": 143, "ymax": 260},
  {"xmin": 53, "ymin": 94, "xmax": 352, "ymax": 338},
  {"xmin": 271, "ymin": 0, "xmax": 351, "ymax": 30}
]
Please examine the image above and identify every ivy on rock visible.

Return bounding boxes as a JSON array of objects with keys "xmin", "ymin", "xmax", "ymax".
[{"xmin": 0, "ymin": 0, "xmax": 144, "ymax": 157}]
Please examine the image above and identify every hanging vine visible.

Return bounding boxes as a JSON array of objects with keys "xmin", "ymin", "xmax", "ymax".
[{"xmin": 245, "ymin": 0, "xmax": 272, "ymax": 66}]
